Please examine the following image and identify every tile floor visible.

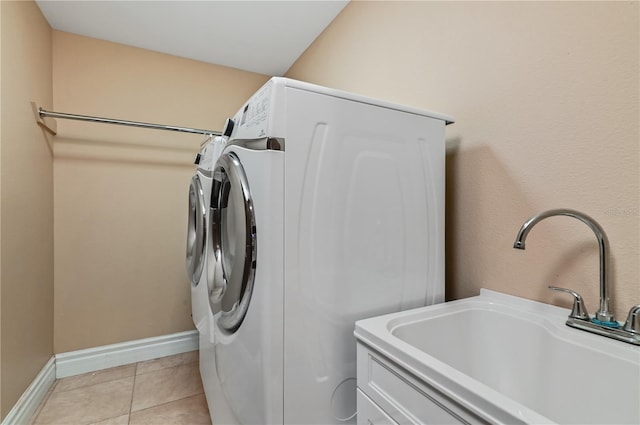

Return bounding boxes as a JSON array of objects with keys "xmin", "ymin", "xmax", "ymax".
[{"xmin": 30, "ymin": 351, "xmax": 212, "ymax": 425}]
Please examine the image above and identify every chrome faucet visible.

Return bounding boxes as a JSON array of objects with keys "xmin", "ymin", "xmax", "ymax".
[
  {"xmin": 513, "ymin": 209, "xmax": 614, "ymax": 322},
  {"xmin": 514, "ymin": 208, "xmax": 639, "ymax": 345}
]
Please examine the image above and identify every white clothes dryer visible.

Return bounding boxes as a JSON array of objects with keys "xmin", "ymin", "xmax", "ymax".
[
  {"xmin": 186, "ymin": 136, "xmax": 225, "ymax": 332},
  {"xmin": 202, "ymin": 78, "xmax": 453, "ymax": 425}
]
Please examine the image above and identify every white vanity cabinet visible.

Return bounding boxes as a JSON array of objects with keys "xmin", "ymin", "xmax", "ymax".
[{"xmin": 356, "ymin": 342, "xmax": 486, "ymax": 425}]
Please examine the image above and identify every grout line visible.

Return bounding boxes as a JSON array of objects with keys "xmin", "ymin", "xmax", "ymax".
[
  {"xmin": 128, "ymin": 363, "xmax": 138, "ymax": 425},
  {"xmin": 134, "ymin": 356, "xmax": 198, "ymax": 377},
  {"xmin": 126, "ymin": 393, "xmax": 205, "ymax": 416},
  {"xmin": 53, "ymin": 371, "xmax": 137, "ymax": 395},
  {"xmin": 127, "ymin": 358, "xmax": 204, "ymax": 417}
]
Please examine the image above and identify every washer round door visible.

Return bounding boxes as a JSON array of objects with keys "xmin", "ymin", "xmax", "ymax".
[
  {"xmin": 186, "ymin": 174, "xmax": 206, "ymax": 286},
  {"xmin": 209, "ymin": 152, "xmax": 257, "ymax": 333}
]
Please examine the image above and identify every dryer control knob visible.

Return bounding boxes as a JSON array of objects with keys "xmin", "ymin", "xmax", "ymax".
[{"xmin": 223, "ymin": 118, "xmax": 235, "ymax": 137}]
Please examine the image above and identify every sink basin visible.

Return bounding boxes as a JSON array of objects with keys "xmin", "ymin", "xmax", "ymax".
[{"xmin": 355, "ymin": 289, "xmax": 640, "ymax": 424}]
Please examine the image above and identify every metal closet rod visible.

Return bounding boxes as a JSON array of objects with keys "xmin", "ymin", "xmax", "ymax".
[{"xmin": 38, "ymin": 107, "xmax": 221, "ymax": 136}]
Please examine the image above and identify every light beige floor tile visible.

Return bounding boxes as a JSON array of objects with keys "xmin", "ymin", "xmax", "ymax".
[
  {"xmin": 56, "ymin": 364, "xmax": 136, "ymax": 392},
  {"xmin": 131, "ymin": 362, "xmax": 203, "ymax": 412},
  {"xmin": 89, "ymin": 414, "xmax": 130, "ymax": 425},
  {"xmin": 129, "ymin": 394, "xmax": 211, "ymax": 425},
  {"xmin": 136, "ymin": 351, "xmax": 198, "ymax": 375},
  {"xmin": 33, "ymin": 377, "xmax": 134, "ymax": 425}
]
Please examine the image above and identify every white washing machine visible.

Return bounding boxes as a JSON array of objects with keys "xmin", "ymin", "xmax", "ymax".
[
  {"xmin": 202, "ymin": 78, "xmax": 453, "ymax": 425},
  {"xmin": 186, "ymin": 135, "xmax": 225, "ymax": 332}
]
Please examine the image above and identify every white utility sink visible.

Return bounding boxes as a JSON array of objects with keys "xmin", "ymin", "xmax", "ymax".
[{"xmin": 355, "ymin": 289, "xmax": 640, "ymax": 424}]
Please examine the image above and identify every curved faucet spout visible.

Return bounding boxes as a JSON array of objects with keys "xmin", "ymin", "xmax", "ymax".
[{"xmin": 513, "ymin": 209, "xmax": 614, "ymax": 323}]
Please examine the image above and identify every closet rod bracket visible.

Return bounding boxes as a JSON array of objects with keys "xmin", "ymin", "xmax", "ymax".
[{"xmin": 32, "ymin": 102, "xmax": 58, "ymax": 135}]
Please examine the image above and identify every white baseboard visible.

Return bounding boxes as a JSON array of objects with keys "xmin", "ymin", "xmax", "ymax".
[
  {"xmin": 55, "ymin": 330, "xmax": 199, "ymax": 378},
  {"xmin": 2, "ymin": 357, "xmax": 56, "ymax": 425}
]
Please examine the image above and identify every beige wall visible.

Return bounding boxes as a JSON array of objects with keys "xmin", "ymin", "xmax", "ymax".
[
  {"xmin": 287, "ymin": 1, "xmax": 639, "ymax": 319},
  {"xmin": 52, "ymin": 31, "xmax": 269, "ymax": 353},
  {"xmin": 0, "ymin": 1, "xmax": 54, "ymax": 419}
]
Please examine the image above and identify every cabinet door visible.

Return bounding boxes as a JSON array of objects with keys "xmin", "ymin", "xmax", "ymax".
[
  {"xmin": 357, "ymin": 344, "xmax": 480, "ymax": 424},
  {"xmin": 357, "ymin": 389, "xmax": 398, "ymax": 425}
]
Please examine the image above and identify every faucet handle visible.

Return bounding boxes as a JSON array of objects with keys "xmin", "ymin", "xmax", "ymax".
[
  {"xmin": 623, "ymin": 305, "xmax": 640, "ymax": 334},
  {"xmin": 549, "ymin": 286, "xmax": 590, "ymax": 320}
]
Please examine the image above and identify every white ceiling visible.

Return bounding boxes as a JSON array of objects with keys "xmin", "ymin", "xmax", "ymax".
[{"xmin": 35, "ymin": 1, "xmax": 349, "ymax": 76}]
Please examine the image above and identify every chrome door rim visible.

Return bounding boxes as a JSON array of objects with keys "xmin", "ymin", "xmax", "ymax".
[
  {"xmin": 209, "ymin": 152, "xmax": 257, "ymax": 333},
  {"xmin": 186, "ymin": 174, "xmax": 206, "ymax": 285}
]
